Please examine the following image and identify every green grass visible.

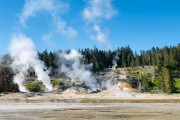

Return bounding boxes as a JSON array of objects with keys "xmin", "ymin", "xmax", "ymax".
[
  {"xmin": 128, "ymin": 66, "xmax": 154, "ymax": 75},
  {"xmin": 51, "ymin": 79, "xmax": 75, "ymax": 87},
  {"xmin": 174, "ymin": 81, "xmax": 180, "ymax": 88},
  {"xmin": 51, "ymin": 79, "xmax": 64, "ymax": 87},
  {"xmin": 174, "ymin": 78, "xmax": 180, "ymax": 93},
  {"xmin": 174, "ymin": 78, "xmax": 180, "ymax": 88},
  {"xmin": 152, "ymin": 79, "xmax": 158, "ymax": 86},
  {"xmin": 25, "ymin": 79, "xmax": 75, "ymax": 92},
  {"xmin": 26, "ymin": 81, "xmax": 44, "ymax": 92}
]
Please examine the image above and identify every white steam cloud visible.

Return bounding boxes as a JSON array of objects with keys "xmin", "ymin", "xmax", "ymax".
[
  {"xmin": 20, "ymin": 0, "xmax": 77, "ymax": 38},
  {"xmin": 57, "ymin": 49, "xmax": 98, "ymax": 91},
  {"xmin": 83, "ymin": 0, "xmax": 117, "ymax": 49},
  {"xmin": 9, "ymin": 34, "xmax": 53, "ymax": 92}
]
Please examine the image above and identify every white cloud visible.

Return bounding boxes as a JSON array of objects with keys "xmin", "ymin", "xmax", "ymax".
[
  {"xmin": 91, "ymin": 24, "xmax": 107, "ymax": 43},
  {"xmin": 83, "ymin": 0, "xmax": 117, "ymax": 49},
  {"xmin": 83, "ymin": 0, "xmax": 117, "ymax": 23},
  {"xmin": 42, "ymin": 32, "xmax": 54, "ymax": 48},
  {"xmin": 20, "ymin": 0, "xmax": 58, "ymax": 25},
  {"xmin": 53, "ymin": 17, "xmax": 78, "ymax": 38},
  {"xmin": 91, "ymin": 25, "xmax": 112, "ymax": 49},
  {"xmin": 20, "ymin": 0, "xmax": 77, "ymax": 38}
]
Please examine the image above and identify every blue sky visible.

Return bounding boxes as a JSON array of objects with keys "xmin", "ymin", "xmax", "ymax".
[{"xmin": 0, "ymin": 0, "xmax": 180, "ymax": 54}]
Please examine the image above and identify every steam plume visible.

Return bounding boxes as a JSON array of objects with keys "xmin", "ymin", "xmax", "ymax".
[
  {"xmin": 9, "ymin": 34, "xmax": 53, "ymax": 92},
  {"xmin": 57, "ymin": 49, "xmax": 98, "ymax": 91}
]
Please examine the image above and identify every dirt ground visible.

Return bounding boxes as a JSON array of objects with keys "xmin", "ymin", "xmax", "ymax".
[
  {"xmin": 0, "ymin": 103, "xmax": 180, "ymax": 120},
  {"xmin": 0, "ymin": 92, "xmax": 180, "ymax": 120},
  {"xmin": 1, "ymin": 91, "xmax": 180, "ymax": 103}
]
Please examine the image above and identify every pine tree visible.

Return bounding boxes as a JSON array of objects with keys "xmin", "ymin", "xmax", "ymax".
[{"xmin": 162, "ymin": 67, "xmax": 173, "ymax": 93}]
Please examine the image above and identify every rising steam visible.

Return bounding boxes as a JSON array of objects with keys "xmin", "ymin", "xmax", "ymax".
[
  {"xmin": 9, "ymin": 34, "xmax": 53, "ymax": 92},
  {"xmin": 57, "ymin": 49, "xmax": 98, "ymax": 91}
]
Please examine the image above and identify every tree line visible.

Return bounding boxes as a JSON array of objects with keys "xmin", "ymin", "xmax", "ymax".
[
  {"xmin": 36, "ymin": 44, "xmax": 180, "ymax": 93},
  {"xmin": 0, "ymin": 44, "xmax": 180, "ymax": 93}
]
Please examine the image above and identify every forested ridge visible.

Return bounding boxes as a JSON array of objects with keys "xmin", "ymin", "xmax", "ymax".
[
  {"xmin": 37, "ymin": 44, "xmax": 180, "ymax": 71},
  {"xmin": 0, "ymin": 43, "xmax": 180, "ymax": 93}
]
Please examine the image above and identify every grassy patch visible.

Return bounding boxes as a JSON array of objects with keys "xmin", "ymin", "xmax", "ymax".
[
  {"xmin": 152, "ymin": 79, "xmax": 158, "ymax": 86},
  {"xmin": 174, "ymin": 78, "xmax": 180, "ymax": 93},
  {"xmin": 51, "ymin": 79, "xmax": 64, "ymax": 87},
  {"xmin": 174, "ymin": 78, "xmax": 180, "ymax": 88},
  {"xmin": 26, "ymin": 81, "xmax": 44, "ymax": 92},
  {"xmin": 51, "ymin": 79, "xmax": 74, "ymax": 87}
]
